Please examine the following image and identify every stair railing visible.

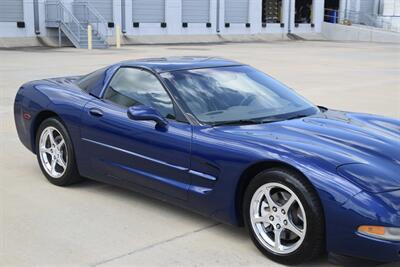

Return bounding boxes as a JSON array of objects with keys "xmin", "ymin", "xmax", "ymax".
[
  {"xmin": 45, "ymin": 0, "xmax": 85, "ymax": 47},
  {"xmin": 72, "ymin": 1, "xmax": 109, "ymax": 43},
  {"xmin": 86, "ymin": 3, "xmax": 109, "ymax": 43},
  {"xmin": 58, "ymin": 1, "xmax": 85, "ymax": 44}
]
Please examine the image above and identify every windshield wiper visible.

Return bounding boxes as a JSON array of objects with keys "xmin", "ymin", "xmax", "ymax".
[
  {"xmin": 259, "ymin": 117, "xmax": 285, "ymax": 123},
  {"xmin": 286, "ymin": 114, "xmax": 310, "ymax": 120},
  {"xmin": 211, "ymin": 119, "xmax": 262, "ymax": 126},
  {"xmin": 211, "ymin": 114, "xmax": 309, "ymax": 127}
]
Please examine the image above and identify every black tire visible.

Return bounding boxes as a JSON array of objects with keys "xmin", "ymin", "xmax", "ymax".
[
  {"xmin": 35, "ymin": 117, "xmax": 82, "ymax": 186},
  {"xmin": 243, "ymin": 168, "xmax": 325, "ymax": 265}
]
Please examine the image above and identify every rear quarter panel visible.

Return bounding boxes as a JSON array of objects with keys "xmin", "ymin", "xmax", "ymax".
[
  {"xmin": 14, "ymin": 79, "xmax": 93, "ymax": 164},
  {"xmin": 14, "ymin": 81, "xmax": 52, "ymax": 152}
]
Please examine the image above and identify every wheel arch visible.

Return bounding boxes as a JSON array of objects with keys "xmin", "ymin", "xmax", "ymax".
[
  {"xmin": 31, "ymin": 110, "xmax": 63, "ymax": 153},
  {"xmin": 235, "ymin": 160, "xmax": 321, "ymax": 226}
]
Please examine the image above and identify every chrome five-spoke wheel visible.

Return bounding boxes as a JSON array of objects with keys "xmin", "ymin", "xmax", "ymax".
[
  {"xmin": 244, "ymin": 169, "xmax": 324, "ymax": 264},
  {"xmin": 39, "ymin": 126, "xmax": 68, "ymax": 178},
  {"xmin": 250, "ymin": 182, "xmax": 306, "ymax": 254}
]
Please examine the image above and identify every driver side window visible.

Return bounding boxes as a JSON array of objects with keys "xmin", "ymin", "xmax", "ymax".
[{"xmin": 104, "ymin": 68, "xmax": 176, "ymax": 119}]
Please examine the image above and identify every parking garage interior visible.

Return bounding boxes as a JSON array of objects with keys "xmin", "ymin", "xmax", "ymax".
[
  {"xmin": 295, "ymin": 0, "xmax": 313, "ymax": 24},
  {"xmin": 262, "ymin": 0, "xmax": 282, "ymax": 24},
  {"xmin": 324, "ymin": 0, "xmax": 340, "ymax": 22}
]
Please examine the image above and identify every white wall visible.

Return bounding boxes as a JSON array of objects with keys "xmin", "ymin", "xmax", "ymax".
[
  {"xmin": 322, "ymin": 21, "xmax": 400, "ymax": 42},
  {"xmin": 125, "ymin": 0, "xmax": 217, "ymax": 36},
  {"xmin": 0, "ymin": 0, "xmax": 37, "ymax": 37},
  {"xmin": 0, "ymin": 0, "xmax": 326, "ymax": 39},
  {"xmin": 381, "ymin": 0, "xmax": 400, "ymax": 16}
]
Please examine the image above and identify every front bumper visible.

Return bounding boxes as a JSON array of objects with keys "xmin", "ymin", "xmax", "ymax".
[
  {"xmin": 325, "ymin": 189, "xmax": 400, "ymax": 263},
  {"xmin": 348, "ymin": 231, "xmax": 400, "ymax": 263}
]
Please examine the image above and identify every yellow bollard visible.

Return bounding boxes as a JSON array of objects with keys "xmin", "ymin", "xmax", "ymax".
[
  {"xmin": 87, "ymin": 24, "xmax": 92, "ymax": 50},
  {"xmin": 116, "ymin": 25, "xmax": 121, "ymax": 48}
]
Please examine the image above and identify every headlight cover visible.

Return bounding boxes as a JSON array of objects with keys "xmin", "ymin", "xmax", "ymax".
[{"xmin": 358, "ymin": 225, "xmax": 400, "ymax": 241}]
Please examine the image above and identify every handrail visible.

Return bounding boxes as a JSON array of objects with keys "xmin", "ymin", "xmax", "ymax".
[
  {"xmin": 58, "ymin": 1, "xmax": 85, "ymax": 44},
  {"xmin": 72, "ymin": 1, "xmax": 108, "ymax": 42},
  {"xmin": 86, "ymin": 2, "xmax": 108, "ymax": 40},
  {"xmin": 87, "ymin": 3, "xmax": 108, "ymax": 25},
  {"xmin": 59, "ymin": 2, "xmax": 85, "ymax": 31},
  {"xmin": 45, "ymin": 0, "xmax": 86, "ymax": 45}
]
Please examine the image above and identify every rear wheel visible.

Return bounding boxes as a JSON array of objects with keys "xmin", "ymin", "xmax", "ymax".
[
  {"xmin": 36, "ymin": 117, "xmax": 82, "ymax": 186},
  {"xmin": 243, "ymin": 168, "xmax": 324, "ymax": 265}
]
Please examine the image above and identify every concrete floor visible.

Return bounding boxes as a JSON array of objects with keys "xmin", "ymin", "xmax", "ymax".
[{"xmin": 0, "ymin": 41, "xmax": 399, "ymax": 267}]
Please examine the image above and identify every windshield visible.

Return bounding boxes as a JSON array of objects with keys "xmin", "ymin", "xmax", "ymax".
[{"xmin": 162, "ymin": 65, "xmax": 318, "ymax": 125}]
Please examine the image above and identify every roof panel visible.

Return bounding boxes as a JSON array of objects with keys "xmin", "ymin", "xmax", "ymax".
[{"xmin": 120, "ymin": 57, "xmax": 243, "ymax": 72}]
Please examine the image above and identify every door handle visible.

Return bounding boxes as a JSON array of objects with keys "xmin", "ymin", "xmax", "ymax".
[{"xmin": 89, "ymin": 108, "xmax": 103, "ymax": 117}]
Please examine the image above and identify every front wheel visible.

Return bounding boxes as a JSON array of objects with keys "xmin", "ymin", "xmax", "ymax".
[
  {"xmin": 243, "ymin": 168, "xmax": 324, "ymax": 265},
  {"xmin": 36, "ymin": 117, "xmax": 82, "ymax": 186}
]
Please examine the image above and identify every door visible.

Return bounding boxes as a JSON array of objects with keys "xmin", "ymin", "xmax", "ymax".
[
  {"xmin": 80, "ymin": 67, "xmax": 192, "ymax": 200},
  {"xmin": 0, "ymin": 0, "xmax": 23, "ymax": 22},
  {"xmin": 225, "ymin": 0, "xmax": 249, "ymax": 24},
  {"xmin": 132, "ymin": 0, "xmax": 165, "ymax": 23},
  {"xmin": 182, "ymin": 0, "xmax": 210, "ymax": 23}
]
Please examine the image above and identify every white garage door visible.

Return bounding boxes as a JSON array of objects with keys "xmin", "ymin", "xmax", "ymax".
[
  {"xmin": 0, "ymin": 0, "xmax": 23, "ymax": 22},
  {"xmin": 133, "ymin": 0, "xmax": 165, "ymax": 23},
  {"xmin": 182, "ymin": 0, "xmax": 210, "ymax": 23},
  {"xmin": 225, "ymin": 0, "xmax": 249, "ymax": 23}
]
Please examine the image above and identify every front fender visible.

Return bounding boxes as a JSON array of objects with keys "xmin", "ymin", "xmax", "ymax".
[{"xmin": 190, "ymin": 125, "xmax": 363, "ymax": 226}]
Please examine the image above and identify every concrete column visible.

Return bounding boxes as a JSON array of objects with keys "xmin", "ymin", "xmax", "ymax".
[
  {"xmin": 23, "ymin": 0, "xmax": 36, "ymax": 36},
  {"xmin": 282, "ymin": 0, "xmax": 290, "ymax": 31},
  {"xmin": 249, "ymin": 0, "xmax": 262, "ymax": 34},
  {"xmin": 288, "ymin": 0, "xmax": 295, "ymax": 32},
  {"xmin": 113, "ymin": 0, "xmax": 122, "ymax": 36},
  {"xmin": 313, "ymin": 0, "xmax": 325, "ymax": 32},
  {"xmin": 165, "ymin": 0, "xmax": 181, "ymax": 34},
  {"xmin": 209, "ymin": 0, "xmax": 218, "ymax": 33},
  {"xmin": 125, "ymin": 0, "xmax": 133, "ymax": 35}
]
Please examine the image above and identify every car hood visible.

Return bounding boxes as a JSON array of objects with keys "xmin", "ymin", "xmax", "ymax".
[{"xmin": 214, "ymin": 109, "xmax": 400, "ymax": 192}]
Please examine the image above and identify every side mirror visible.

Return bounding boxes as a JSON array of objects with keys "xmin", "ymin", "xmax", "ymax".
[{"xmin": 127, "ymin": 105, "xmax": 168, "ymax": 128}]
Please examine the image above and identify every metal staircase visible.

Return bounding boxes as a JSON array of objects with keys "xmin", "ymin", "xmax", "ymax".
[{"xmin": 45, "ymin": 0, "xmax": 108, "ymax": 49}]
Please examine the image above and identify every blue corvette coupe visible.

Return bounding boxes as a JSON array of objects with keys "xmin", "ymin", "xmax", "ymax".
[{"xmin": 14, "ymin": 57, "xmax": 399, "ymax": 265}]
